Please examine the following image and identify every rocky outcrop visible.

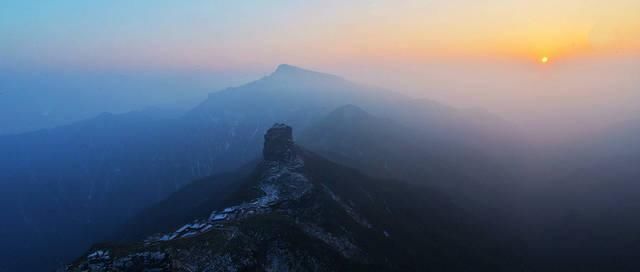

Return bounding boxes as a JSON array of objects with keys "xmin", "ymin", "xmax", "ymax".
[
  {"xmin": 65, "ymin": 124, "xmax": 316, "ymax": 271},
  {"xmin": 263, "ymin": 123, "xmax": 295, "ymax": 162}
]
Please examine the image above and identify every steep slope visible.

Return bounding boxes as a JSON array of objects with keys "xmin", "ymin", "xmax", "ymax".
[
  {"xmin": 67, "ymin": 124, "xmax": 519, "ymax": 271},
  {"xmin": 298, "ymin": 105, "xmax": 524, "ymax": 258},
  {"xmin": 0, "ymin": 110, "xmax": 188, "ymax": 272},
  {"xmin": 299, "ymin": 104, "xmax": 464, "ymax": 184},
  {"xmin": 119, "ymin": 161, "xmax": 259, "ymax": 241},
  {"xmin": 299, "ymin": 105, "xmax": 521, "ymax": 204}
]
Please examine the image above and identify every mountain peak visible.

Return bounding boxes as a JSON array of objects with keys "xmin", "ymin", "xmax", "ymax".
[
  {"xmin": 263, "ymin": 123, "xmax": 295, "ymax": 162},
  {"xmin": 326, "ymin": 104, "xmax": 371, "ymax": 123},
  {"xmin": 268, "ymin": 64, "xmax": 343, "ymax": 82},
  {"xmin": 274, "ymin": 64, "xmax": 306, "ymax": 74}
]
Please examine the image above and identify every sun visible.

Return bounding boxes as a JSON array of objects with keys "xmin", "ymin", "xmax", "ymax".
[{"xmin": 540, "ymin": 56, "xmax": 549, "ymax": 64}]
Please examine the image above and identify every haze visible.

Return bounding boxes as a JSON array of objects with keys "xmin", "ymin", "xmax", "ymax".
[
  {"xmin": 2, "ymin": 1, "xmax": 640, "ymax": 271},
  {"xmin": 2, "ymin": 0, "xmax": 639, "ymax": 140}
]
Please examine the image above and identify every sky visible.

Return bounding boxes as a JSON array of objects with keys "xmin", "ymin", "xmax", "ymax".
[
  {"xmin": 3, "ymin": 0, "xmax": 639, "ymax": 69},
  {"xmin": 2, "ymin": 0, "xmax": 640, "ymax": 141}
]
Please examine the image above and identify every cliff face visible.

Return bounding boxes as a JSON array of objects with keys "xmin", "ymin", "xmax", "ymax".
[{"xmin": 263, "ymin": 123, "xmax": 295, "ymax": 162}]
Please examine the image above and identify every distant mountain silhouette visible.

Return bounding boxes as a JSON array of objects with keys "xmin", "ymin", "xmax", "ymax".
[
  {"xmin": 301, "ymin": 104, "xmax": 520, "ymax": 190},
  {"xmin": 0, "ymin": 69, "xmax": 218, "ymax": 135},
  {"xmin": 299, "ymin": 104, "xmax": 524, "ymax": 248}
]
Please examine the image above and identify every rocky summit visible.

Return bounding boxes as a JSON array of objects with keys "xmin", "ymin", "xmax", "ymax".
[{"xmin": 263, "ymin": 123, "xmax": 295, "ymax": 162}]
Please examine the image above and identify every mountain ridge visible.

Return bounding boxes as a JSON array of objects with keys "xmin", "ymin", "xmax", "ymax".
[
  {"xmin": 66, "ymin": 123, "xmax": 518, "ymax": 271},
  {"xmin": 0, "ymin": 64, "xmax": 521, "ymax": 272}
]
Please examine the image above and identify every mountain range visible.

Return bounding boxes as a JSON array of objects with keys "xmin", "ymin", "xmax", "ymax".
[
  {"xmin": 0, "ymin": 64, "xmax": 520, "ymax": 271},
  {"xmin": 2, "ymin": 64, "xmax": 637, "ymax": 271}
]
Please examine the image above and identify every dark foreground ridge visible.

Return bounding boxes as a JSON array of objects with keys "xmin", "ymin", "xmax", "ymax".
[{"xmin": 65, "ymin": 123, "xmax": 517, "ymax": 272}]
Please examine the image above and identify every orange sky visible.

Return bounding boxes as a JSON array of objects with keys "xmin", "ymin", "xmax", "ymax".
[
  {"xmin": 318, "ymin": 0, "xmax": 640, "ymax": 64},
  {"xmin": 3, "ymin": 0, "xmax": 639, "ymax": 70}
]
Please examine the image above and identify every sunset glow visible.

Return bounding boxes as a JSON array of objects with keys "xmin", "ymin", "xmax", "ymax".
[
  {"xmin": 1, "ymin": 0, "xmax": 639, "ymax": 69},
  {"xmin": 2, "ymin": 1, "xmax": 640, "ymax": 271}
]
